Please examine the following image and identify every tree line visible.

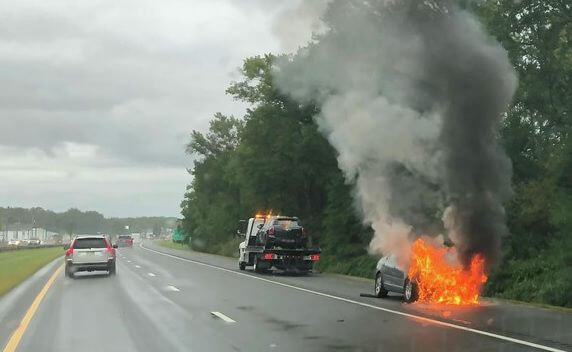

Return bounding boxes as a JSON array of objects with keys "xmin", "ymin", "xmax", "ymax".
[
  {"xmin": 180, "ymin": 0, "xmax": 571, "ymax": 307},
  {"xmin": 0, "ymin": 207, "xmax": 175, "ymax": 237}
]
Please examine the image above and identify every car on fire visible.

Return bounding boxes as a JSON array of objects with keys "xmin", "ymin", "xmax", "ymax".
[{"xmin": 374, "ymin": 254, "xmax": 419, "ymax": 303}]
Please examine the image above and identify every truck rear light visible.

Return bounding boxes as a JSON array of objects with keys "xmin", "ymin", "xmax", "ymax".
[
  {"xmin": 65, "ymin": 248, "xmax": 74, "ymax": 257},
  {"xmin": 262, "ymin": 253, "xmax": 277, "ymax": 260},
  {"xmin": 301, "ymin": 227, "xmax": 306, "ymax": 236},
  {"xmin": 310, "ymin": 254, "xmax": 320, "ymax": 261}
]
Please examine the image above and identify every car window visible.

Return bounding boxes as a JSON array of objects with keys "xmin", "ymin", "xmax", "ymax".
[
  {"xmin": 274, "ymin": 219, "xmax": 299, "ymax": 229},
  {"xmin": 73, "ymin": 238, "xmax": 107, "ymax": 249}
]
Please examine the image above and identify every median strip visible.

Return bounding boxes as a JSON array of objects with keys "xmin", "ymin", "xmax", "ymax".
[{"xmin": 0, "ymin": 247, "xmax": 64, "ymax": 297}]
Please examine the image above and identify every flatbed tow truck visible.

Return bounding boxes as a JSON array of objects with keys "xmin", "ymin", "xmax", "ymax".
[{"xmin": 237, "ymin": 214, "xmax": 321, "ymax": 274}]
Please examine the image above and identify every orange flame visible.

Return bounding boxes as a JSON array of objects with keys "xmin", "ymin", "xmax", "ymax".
[{"xmin": 408, "ymin": 237, "xmax": 487, "ymax": 305}]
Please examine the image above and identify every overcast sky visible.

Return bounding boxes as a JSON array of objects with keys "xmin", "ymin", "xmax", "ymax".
[{"xmin": 0, "ymin": 0, "xmax": 325, "ymax": 217}]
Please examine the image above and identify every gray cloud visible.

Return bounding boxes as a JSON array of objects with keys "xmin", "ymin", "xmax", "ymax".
[{"xmin": 1, "ymin": 0, "xmax": 304, "ymax": 216}]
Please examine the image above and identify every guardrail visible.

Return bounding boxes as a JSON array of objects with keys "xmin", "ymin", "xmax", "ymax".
[{"xmin": 0, "ymin": 244, "xmax": 62, "ymax": 253}]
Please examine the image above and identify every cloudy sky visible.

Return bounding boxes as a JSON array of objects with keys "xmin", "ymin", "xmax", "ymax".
[{"xmin": 0, "ymin": 0, "xmax": 325, "ymax": 217}]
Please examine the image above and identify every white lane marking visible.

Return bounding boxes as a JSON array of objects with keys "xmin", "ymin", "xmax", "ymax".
[
  {"xmin": 135, "ymin": 265, "xmax": 141, "ymax": 268},
  {"xmin": 211, "ymin": 311, "xmax": 236, "ymax": 323},
  {"xmin": 147, "ymin": 272, "xmax": 156, "ymax": 277},
  {"xmin": 127, "ymin": 260, "xmax": 131, "ymax": 263},
  {"xmin": 166, "ymin": 285, "xmax": 180, "ymax": 292},
  {"xmin": 140, "ymin": 243, "xmax": 565, "ymax": 352}
]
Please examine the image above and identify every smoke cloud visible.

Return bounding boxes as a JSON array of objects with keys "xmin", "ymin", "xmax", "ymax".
[{"xmin": 275, "ymin": 0, "xmax": 517, "ymax": 270}]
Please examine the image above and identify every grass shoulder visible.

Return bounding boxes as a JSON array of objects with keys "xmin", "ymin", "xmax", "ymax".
[{"xmin": 0, "ymin": 247, "xmax": 63, "ymax": 296}]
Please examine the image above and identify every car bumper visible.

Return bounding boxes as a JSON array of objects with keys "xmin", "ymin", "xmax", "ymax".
[{"xmin": 67, "ymin": 259, "xmax": 114, "ymax": 272}]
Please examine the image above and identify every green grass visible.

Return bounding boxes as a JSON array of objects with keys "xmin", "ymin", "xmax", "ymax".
[
  {"xmin": 155, "ymin": 240, "xmax": 192, "ymax": 251},
  {"xmin": 154, "ymin": 239, "xmax": 241, "ymax": 258},
  {"xmin": 0, "ymin": 247, "xmax": 64, "ymax": 296}
]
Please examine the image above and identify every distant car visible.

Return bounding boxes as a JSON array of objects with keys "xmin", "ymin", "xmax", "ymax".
[
  {"xmin": 28, "ymin": 239, "xmax": 41, "ymax": 247},
  {"xmin": 116, "ymin": 235, "xmax": 134, "ymax": 248},
  {"xmin": 374, "ymin": 254, "xmax": 418, "ymax": 303},
  {"xmin": 65, "ymin": 235, "xmax": 117, "ymax": 278},
  {"xmin": 19, "ymin": 240, "xmax": 29, "ymax": 247},
  {"xmin": 7, "ymin": 240, "xmax": 20, "ymax": 247}
]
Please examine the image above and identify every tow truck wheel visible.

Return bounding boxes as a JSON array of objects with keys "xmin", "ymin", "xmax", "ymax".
[
  {"xmin": 253, "ymin": 256, "xmax": 264, "ymax": 273},
  {"xmin": 239, "ymin": 261, "xmax": 246, "ymax": 271}
]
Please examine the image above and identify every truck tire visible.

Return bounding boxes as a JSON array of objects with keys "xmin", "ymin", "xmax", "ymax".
[
  {"xmin": 239, "ymin": 261, "xmax": 246, "ymax": 271},
  {"xmin": 253, "ymin": 256, "xmax": 264, "ymax": 274}
]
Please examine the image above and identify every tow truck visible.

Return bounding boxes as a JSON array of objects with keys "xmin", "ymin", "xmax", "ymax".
[{"xmin": 237, "ymin": 214, "xmax": 321, "ymax": 274}]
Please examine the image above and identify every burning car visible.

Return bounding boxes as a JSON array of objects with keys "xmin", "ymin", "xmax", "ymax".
[
  {"xmin": 374, "ymin": 238, "xmax": 488, "ymax": 305},
  {"xmin": 374, "ymin": 254, "xmax": 418, "ymax": 303}
]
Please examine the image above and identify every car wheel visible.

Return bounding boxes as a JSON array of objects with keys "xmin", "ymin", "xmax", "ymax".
[
  {"xmin": 239, "ymin": 261, "xmax": 246, "ymax": 271},
  {"xmin": 375, "ymin": 272, "xmax": 388, "ymax": 298},
  {"xmin": 404, "ymin": 278, "xmax": 418, "ymax": 303}
]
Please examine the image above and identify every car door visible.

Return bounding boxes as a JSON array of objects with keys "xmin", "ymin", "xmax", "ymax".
[
  {"xmin": 381, "ymin": 256, "xmax": 396, "ymax": 290},
  {"xmin": 383, "ymin": 255, "xmax": 404, "ymax": 292}
]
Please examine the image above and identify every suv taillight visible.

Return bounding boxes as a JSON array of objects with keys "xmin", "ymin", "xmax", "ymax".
[
  {"xmin": 105, "ymin": 239, "xmax": 114, "ymax": 256},
  {"xmin": 65, "ymin": 248, "xmax": 74, "ymax": 257}
]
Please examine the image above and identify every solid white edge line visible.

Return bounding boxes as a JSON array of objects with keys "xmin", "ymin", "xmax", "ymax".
[
  {"xmin": 211, "ymin": 311, "xmax": 236, "ymax": 323},
  {"xmin": 139, "ymin": 243, "xmax": 566, "ymax": 352},
  {"xmin": 147, "ymin": 272, "xmax": 156, "ymax": 277}
]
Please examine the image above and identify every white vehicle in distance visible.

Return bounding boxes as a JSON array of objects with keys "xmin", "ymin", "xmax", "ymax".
[{"xmin": 7, "ymin": 240, "xmax": 20, "ymax": 247}]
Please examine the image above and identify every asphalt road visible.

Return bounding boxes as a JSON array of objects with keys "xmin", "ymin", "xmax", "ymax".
[{"xmin": 1, "ymin": 240, "xmax": 570, "ymax": 352}]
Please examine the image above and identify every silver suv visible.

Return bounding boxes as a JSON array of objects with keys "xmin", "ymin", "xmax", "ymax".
[{"xmin": 64, "ymin": 235, "xmax": 117, "ymax": 278}]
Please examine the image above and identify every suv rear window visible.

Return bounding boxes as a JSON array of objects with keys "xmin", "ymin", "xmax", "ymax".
[
  {"xmin": 73, "ymin": 238, "xmax": 107, "ymax": 249},
  {"xmin": 119, "ymin": 235, "xmax": 131, "ymax": 239}
]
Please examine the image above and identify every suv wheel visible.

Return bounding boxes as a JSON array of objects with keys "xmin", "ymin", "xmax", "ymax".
[
  {"xmin": 65, "ymin": 265, "xmax": 74, "ymax": 279},
  {"xmin": 109, "ymin": 262, "xmax": 117, "ymax": 276},
  {"xmin": 374, "ymin": 272, "xmax": 388, "ymax": 298}
]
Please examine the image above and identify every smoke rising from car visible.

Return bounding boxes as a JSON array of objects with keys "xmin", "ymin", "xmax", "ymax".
[{"xmin": 275, "ymin": 0, "xmax": 517, "ymax": 270}]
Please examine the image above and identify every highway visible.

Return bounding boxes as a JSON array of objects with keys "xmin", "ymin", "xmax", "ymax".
[{"xmin": 1, "ymin": 241, "xmax": 570, "ymax": 352}]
